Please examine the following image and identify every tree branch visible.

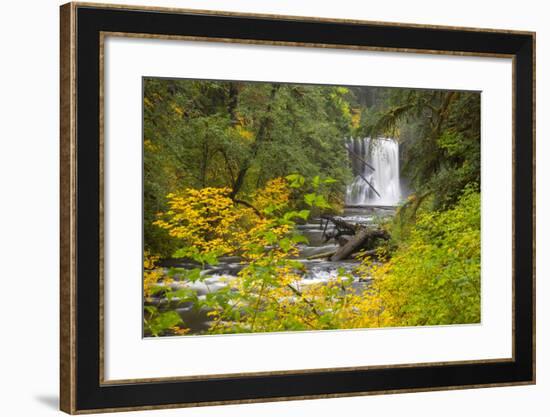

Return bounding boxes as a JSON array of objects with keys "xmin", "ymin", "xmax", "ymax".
[
  {"xmin": 233, "ymin": 199, "xmax": 264, "ymax": 218},
  {"xmin": 344, "ymin": 144, "xmax": 376, "ymax": 171},
  {"xmin": 357, "ymin": 174, "xmax": 381, "ymax": 198}
]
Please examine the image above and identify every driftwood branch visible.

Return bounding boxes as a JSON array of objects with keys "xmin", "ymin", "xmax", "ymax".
[
  {"xmin": 320, "ymin": 215, "xmax": 358, "ymax": 242},
  {"xmin": 357, "ymin": 174, "xmax": 381, "ymax": 198},
  {"xmin": 345, "ymin": 142, "xmax": 382, "ymax": 199},
  {"xmin": 344, "ymin": 144, "xmax": 376, "ymax": 171},
  {"xmin": 321, "ymin": 215, "xmax": 360, "ymax": 232}
]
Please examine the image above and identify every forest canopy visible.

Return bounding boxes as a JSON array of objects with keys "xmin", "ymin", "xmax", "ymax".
[{"xmin": 144, "ymin": 79, "xmax": 362, "ymax": 255}]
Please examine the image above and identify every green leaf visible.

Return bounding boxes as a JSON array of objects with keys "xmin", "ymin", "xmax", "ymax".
[
  {"xmin": 167, "ymin": 267, "xmax": 189, "ymax": 278},
  {"xmin": 264, "ymin": 231, "xmax": 278, "ymax": 244},
  {"xmin": 312, "ymin": 175, "xmax": 320, "ymax": 190},
  {"xmin": 283, "ymin": 211, "xmax": 297, "ymax": 221},
  {"xmin": 171, "ymin": 288, "xmax": 194, "ymax": 300},
  {"xmin": 157, "ymin": 311, "xmax": 182, "ymax": 329},
  {"xmin": 144, "ymin": 305, "xmax": 157, "ymax": 315},
  {"xmin": 173, "ymin": 247, "xmax": 196, "ymax": 258},
  {"xmin": 201, "ymin": 252, "xmax": 219, "ymax": 266},
  {"xmin": 314, "ymin": 195, "xmax": 331, "ymax": 209},
  {"xmin": 186, "ymin": 268, "xmax": 202, "ymax": 283},
  {"xmin": 279, "ymin": 238, "xmax": 292, "ymax": 252},
  {"xmin": 149, "ymin": 285, "xmax": 166, "ymax": 295},
  {"xmin": 304, "ymin": 193, "xmax": 317, "ymax": 206},
  {"xmin": 285, "ymin": 174, "xmax": 305, "ymax": 188},
  {"xmin": 145, "ymin": 310, "xmax": 182, "ymax": 337},
  {"xmin": 291, "ymin": 234, "xmax": 309, "ymax": 244}
]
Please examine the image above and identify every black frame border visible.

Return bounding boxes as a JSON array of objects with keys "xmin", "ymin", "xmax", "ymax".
[{"xmin": 61, "ymin": 2, "xmax": 535, "ymax": 413}]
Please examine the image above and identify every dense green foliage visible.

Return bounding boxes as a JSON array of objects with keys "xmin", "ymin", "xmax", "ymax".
[
  {"xmin": 144, "ymin": 79, "xmax": 358, "ymax": 256},
  {"xmin": 369, "ymin": 188, "xmax": 481, "ymax": 326},
  {"xmin": 361, "ymin": 88, "xmax": 481, "ymax": 209}
]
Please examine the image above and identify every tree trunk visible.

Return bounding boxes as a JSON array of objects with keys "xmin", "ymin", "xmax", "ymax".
[
  {"xmin": 230, "ymin": 84, "xmax": 280, "ymax": 199},
  {"xmin": 330, "ymin": 228, "xmax": 389, "ymax": 261}
]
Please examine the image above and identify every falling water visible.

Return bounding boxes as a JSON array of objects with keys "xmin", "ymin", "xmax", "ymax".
[{"xmin": 345, "ymin": 137, "xmax": 402, "ymax": 206}]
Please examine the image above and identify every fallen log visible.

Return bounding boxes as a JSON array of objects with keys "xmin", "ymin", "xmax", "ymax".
[
  {"xmin": 321, "ymin": 215, "xmax": 360, "ymax": 232},
  {"xmin": 320, "ymin": 215, "xmax": 360, "ymax": 242},
  {"xmin": 337, "ymin": 235, "xmax": 352, "ymax": 246},
  {"xmin": 306, "ymin": 250, "xmax": 337, "ymax": 260},
  {"xmin": 330, "ymin": 228, "xmax": 390, "ymax": 261}
]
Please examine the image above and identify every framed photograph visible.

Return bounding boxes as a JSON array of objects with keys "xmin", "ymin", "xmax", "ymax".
[{"xmin": 60, "ymin": 2, "xmax": 535, "ymax": 414}]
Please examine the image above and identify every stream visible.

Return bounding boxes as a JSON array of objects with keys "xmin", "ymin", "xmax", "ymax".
[
  {"xmin": 148, "ymin": 137, "xmax": 403, "ymax": 334},
  {"xmin": 151, "ymin": 206, "xmax": 396, "ymax": 334}
]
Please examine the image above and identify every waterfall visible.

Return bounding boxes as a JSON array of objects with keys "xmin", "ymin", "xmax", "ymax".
[{"xmin": 345, "ymin": 137, "xmax": 402, "ymax": 206}]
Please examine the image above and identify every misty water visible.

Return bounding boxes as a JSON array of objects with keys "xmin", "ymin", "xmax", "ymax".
[{"xmin": 346, "ymin": 137, "xmax": 402, "ymax": 206}]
